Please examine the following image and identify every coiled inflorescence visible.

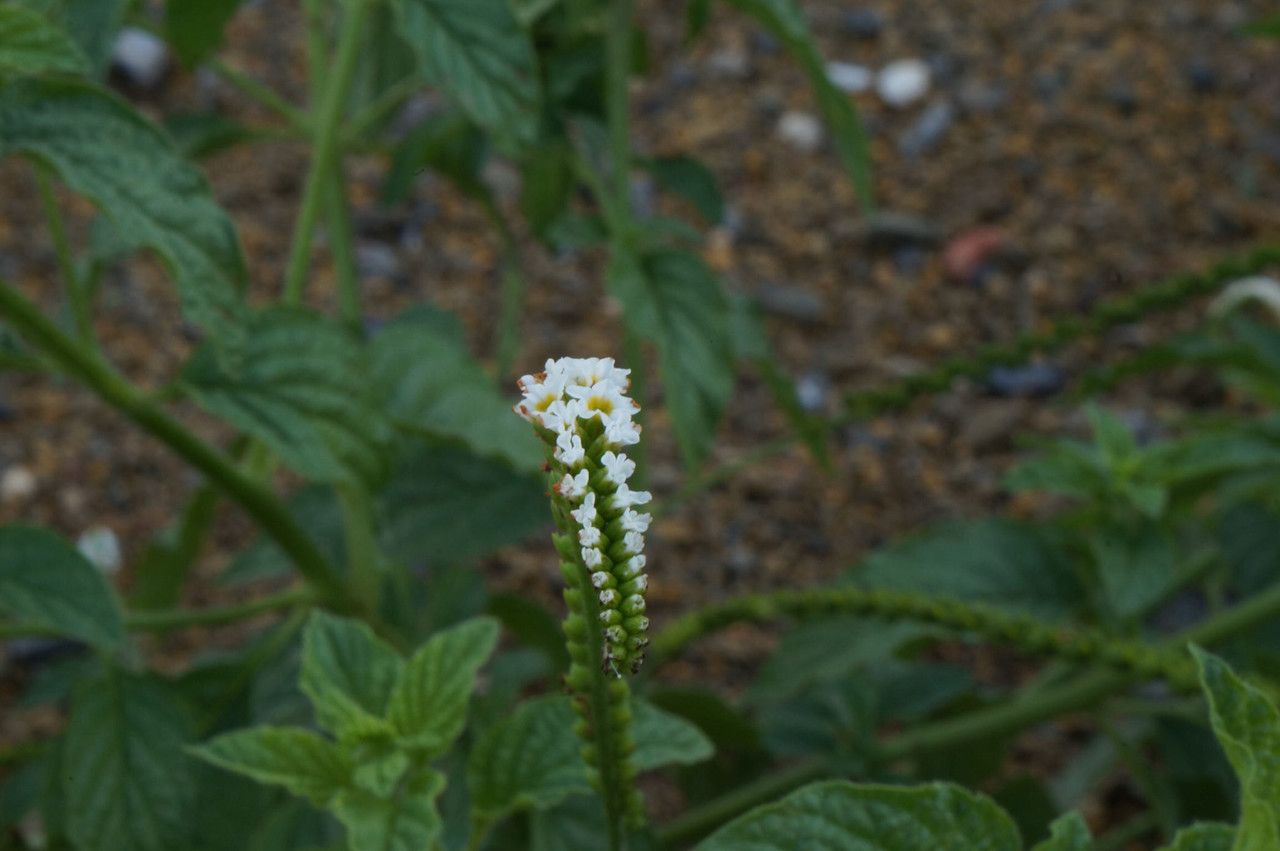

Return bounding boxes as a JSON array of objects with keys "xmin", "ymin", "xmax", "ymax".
[{"xmin": 516, "ymin": 356, "xmax": 652, "ymax": 675}]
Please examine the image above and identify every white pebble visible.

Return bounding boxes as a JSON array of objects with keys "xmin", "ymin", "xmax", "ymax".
[
  {"xmin": 111, "ymin": 28, "xmax": 168, "ymax": 90},
  {"xmin": 0, "ymin": 466, "xmax": 36, "ymax": 502},
  {"xmin": 826, "ymin": 61, "xmax": 873, "ymax": 94},
  {"xmin": 78, "ymin": 526, "xmax": 123, "ymax": 575},
  {"xmin": 776, "ymin": 111, "xmax": 823, "ymax": 152},
  {"xmin": 877, "ymin": 58, "xmax": 931, "ymax": 108}
]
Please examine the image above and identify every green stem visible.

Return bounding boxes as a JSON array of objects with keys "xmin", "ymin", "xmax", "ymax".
[
  {"xmin": 34, "ymin": 165, "xmax": 92, "ymax": 345},
  {"xmin": 605, "ymin": 0, "xmax": 634, "ymax": 209},
  {"xmin": 282, "ymin": 0, "xmax": 371, "ymax": 304},
  {"xmin": 480, "ymin": 196, "xmax": 525, "ymax": 380},
  {"xmin": 344, "ymin": 75, "xmax": 422, "ymax": 145},
  {"xmin": 337, "ymin": 484, "xmax": 381, "ymax": 616},
  {"xmin": 0, "ymin": 280, "xmax": 349, "ymax": 608},
  {"xmin": 128, "ymin": 481, "xmax": 222, "ymax": 609},
  {"xmin": 326, "ymin": 167, "xmax": 362, "ymax": 330},
  {"xmin": 0, "ymin": 586, "xmax": 313, "ymax": 639},
  {"xmin": 209, "ymin": 58, "xmax": 308, "ymax": 132},
  {"xmin": 622, "ymin": 328, "xmax": 648, "ymax": 487},
  {"xmin": 647, "ymin": 587, "xmax": 1196, "ymax": 689}
]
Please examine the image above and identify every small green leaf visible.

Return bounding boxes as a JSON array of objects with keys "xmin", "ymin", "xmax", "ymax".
[
  {"xmin": 184, "ymin": 308, "xmax": 390, "ymax": 486},
  {"xmin": 63, "ymin": 669, "xmax": 196, "ymax": 851},
  {"xmin": 377, "ymin": 442, "xmax": 548, "ymax": 566},
  {"xmin": 633, "ymin": 699, "xmax": 715, "ymax": 771},
  {"xmin": 1030, "ymin": 812, "xmax": 1092, "ymax": 850},
  {"xmin": 1192, "ymin": 647, "xmax": 1280, "ymax": 849},
  {"xmin": 520, "ymin": 141, "xmax": 574, "ymax": 237},
  {"xmin": 222, "ymin": 485, "xmax": 347, "ymax": 586},
  {"xmin": 694, "ymin": 780, "xmax": 1021, "ymax": 851},
  {"xmin": 644, "ymin": 155, "xmax": 724, "ymax": 224},
  {"xmin": 392, "ymin": 0, "xmax": 540, "ymax": 143},
  {"xmin": 607, "ymin": 249, "xmax": 734, "ymax": 468},
  {"xmin": 0, "ymin": 3, "xmax": 89, "ymax": 76},
  {"xmin": 192, "ymin": 727, "xmax": 350, "ymax": 807},
  {"xmin": 0, "ymin": 524, "xmax": 125, "ymax": 652},
  {"xmin": 1160, "ymin": 823, "xmax": 1236, "ymax": 850},
  {"xmin": 382, "ymin": 111, "xmax": 487, "ymax": 205},
  {"xmin": 388, "ymin": 617, "xmax": 499, "ymax": 753},
  {"xmin": 165, "ymin": 0, "xmax": 245, "ymax": 65},
  {"xmin": 63, "ymin": 0, "xmax": 127, "ymax": 74},
  {"xmin": 334, "ymin": 768, "xmax": 446, "ymax": 851},
  {"xmin": 301, "ymin": 611, "xmax": 404, "ymax": 739},
  {"xmin": 0, "ymin": 78, "xmax": 247, "ymax": 344},
  {"xmin": 369, "ymin": 307, "xmax": 542, "ymax": 472},
  {"xmin": 1089, "ymin": 522, "xmax": 1179, "ymax": 620}
]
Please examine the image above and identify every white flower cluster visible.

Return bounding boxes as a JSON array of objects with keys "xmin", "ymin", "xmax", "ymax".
[{"xmin": 516, "ymin": 357, "xmax": 652, "ymax": 674}]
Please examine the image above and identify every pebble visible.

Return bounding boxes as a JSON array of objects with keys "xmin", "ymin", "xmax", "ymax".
[
  {"xmin": 826, "ymin": 61, "xmax": 874, "ymax": 94},
  {"xmin": 111, "ymin": 28, "xmax": 169, "ymax": 90},
  {"xmin": 1, "ymin": 465, "xmax": 36, "ymax": 502},
  {"xmin": 706, "ymin": 47, "xmax": 751, "ymax": 80},
  {"xmin": 796, "ymin": 371, "xmax": 829, "ymax": 413},
  {"xmin": 898, "ymin": 100, "xmax": 955, "ymax": 157},
  {"xmin": 356, "ymin": 242, "xmax": 401, "ymax": 279},
  {"xmin": 840, "ymin": 8, "xmax": 885, "ymax": 39},
  {"xmin": 77, "ymin": 526, "xmax": 122, "ymax": 575},
  {"xmin": 776, "ymin": 111, "xmax": 823, "ymax": 152},
  {"xmin": 754, "ymin": 283, "xmax": 826, "ymax": 323},
  {"xmin": 985, "ymin": 363, "xmax": 1067, "ymax": 398},
  {"xmin": 860, "ymin": 210, "xmax": 941, "ymax": 249},
  {"xmin": 1185, "ymin": 61, "xmax": 1218, "ymax": 94},
  {"xmin": 943, "ymin": 227, "xmax": 1009, "ymax": 283},
  {"xmin": 876, "ymin": 59, "xmax": 931, "ymax": 108}
]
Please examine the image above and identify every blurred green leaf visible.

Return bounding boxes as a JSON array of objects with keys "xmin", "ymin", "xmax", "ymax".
[
  {"xmin": 164, "ymin": 111, "xmax": 255, "ymax": 159},
  {"xmin": 633, "ymin": 699, "xmax": 715, "ymax": 771},
  {"xmin": 0, "ymin": 524, "xmax": 125, "ymax": 652},
  {"xmin": 1160, "ymin": 823, "xmax": 1236, "ymax": 849},
  {"xmin": 165, "ymin": 0, "xmax": 245, "ymax": 65},
  {"xmin": 1089, "ymin": 522, "xmax": 1179, "ymax": 620},
  {"xmin": 521, "ymin": 140, "xmax": 575, "ymax": 237},
  {"xmin": 1029, "ymin": 812, "xmax": 1091, "ymax": 850},
  {"xmin": 643, "ymin": 155, "xmax": 723, "ymax": 224},
  {"xmin": 192, "ymin": 727, "xmax": 351, "ymax": 808},
  {"xmin": 382, "ymin": 111, "xmax": 487, "ymax": 205},
  {"xmin": 222, "ymin": 485, "xmax": 347, "ymax": 586},
  {"xmin": 300, "ymin": 611, "xmax": 403, "ymax": 740},
  {"xmin": 1220, "ymin": 502, "xmax": 1280, "ymax": 596},
  {"xmin": 62, "ymin": 0, "xmax": 126, "ymax": 74},
  {"xmin": 1244, "ymin": 15, "xmax": 1280, "ymax": 37},
  {"xmin": 0, "ymin": 3, "xmax": 88, "ymax": 76},
  {"xmin": 332, "ymin": 768, "xmax": 446, "ymax": 851}
]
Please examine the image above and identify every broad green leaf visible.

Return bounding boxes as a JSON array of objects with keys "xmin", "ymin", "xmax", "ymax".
[
  {"xmin": 845, "ymin": 518, "xmax": 1084, "ymax": 619},
  {"xmin": 301, "ymin": 611, "xmax": 404, "ymax": 739},
  {"xmin": 607, "ymin": 249, "xmax": 734, "ymax": 468},
  {"xmin": 392, "ymin": 0, "xmax": 539, "ymax": 143},
  {"xmin": 165, "ymin": 0, "xmax": 245, "ymax": 65},
  {"xmin": 382, "ymin": 111, "xmax": 487, "ymax": 205},
  {"xmin": 0, "ymin": 3, "xmax": 88, "ymax": 76},
  {"xmin": 63, "ymin": 669, "xmax": 195, "ymax": 851},
  {"xmin": 1220, "ymin": 502, "xmax": 1280, "ymax": 596},
  {"xmin": 758, "ymin": 677, "xmax": 876, "ymax": 760},
  {"xmin": 0, "ymin": 78, "xmax": 247, "ymax": 343},
  {"xmin": 644, "ymin": 155, "xmax": 724, "ymax": 224},
  {"xmin": 633, "ymin": 699, "xmax": 715, "ymax": 771},
  {"xmin": 377, "ymin": 442, "xmax": 548, "ymax": 566},
  {"xmin": 184, "ymin": 308, "xmax": 389, "ymax": 485},
  {"xmin": 222, "ymin": 485, "xmax": 346, "ymax": 586},
  {"xmin": 369, "ymin": 308, "xmax": 542, "ymax": 472},
  {"xmin": 1161, "ymin": 824, "xmax": 1236, "ymax": 850},
  {"xmin": 528, "ymin": 794, "xmax": 657, "ymax": 851},
  {"xmin": 723, "ymin": 0, "xmax": 873, "ymax": 209},
  {"xmin": 1192, "ymin": 648, "xmax": 1280, "ymax": 850},
  {"xmin": 192, "ymin": 727, "xmax": 350, "ymax": 808},
  {"xmin": 333, "ymin": 768, "xmax": 446, "ymax": 851},
  {"xmin": 0, "ymin": 524, "xmax": 124, "ymax": 651},
  {"xmin": 1030, "ymin": 812, "xmax": 1091, "ymax": 850},
  {"xmin": 1089, "ymin": 522, "xmax": 1179, "ymax": 620},
  {"xmin": 62, "ymin": 0, "xmax": 127, "ymax": 74},
  {"xmin": 165, "ymin": 110, "xmax": 255, "ymax": 159},
  {"xmin": 694, "ymin": 780, "xmax": 1020, "ymax": 851},
  {"xmin": 388, "ymin": 617, "xmax": 499, "ymax": 753},
  {"xmin": 467, "ymin": 696, "xmax": 590, "ymax": 820}
]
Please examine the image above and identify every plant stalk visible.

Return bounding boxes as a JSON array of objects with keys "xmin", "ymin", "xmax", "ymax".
[
  {"xmin": 0, "ymin": 280, "xmax": 350, "ymax": 608},
  {"xmin": 34, "ymin": 166, "xmax": 93, "ymax": 345}
]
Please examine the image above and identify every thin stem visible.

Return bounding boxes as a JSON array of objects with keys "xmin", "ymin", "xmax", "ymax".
[
  {"xmin": 326, "ymin": 167, "xmax": 362, "ymax": 330},
  {"xmin": 209, "ymin": 58, "xmax": 308, "ymax": 132},
  {"xmin": 337, "ymin": 484, "xmax": 381, "ymax": 616},
  {"xmin": 128, "ymin": 481, "xmax": 222, "ymax": 609},
  {"xmin": 605, "ymin": 0, "xmax": 634, "ymax": 209},
  {"xmin": 282, "ymin": 0, "xmax": 371, "ymax": 304},
  {"xmin": 480, "ymin": 196, "xmax": 526, "ymax": 380},
  {"xmin": 622, "ymin": 328, "xmax": 648, "ymax": 487},
  {"xmin": 345, "ymin": 75, "xmax": 422, "ymax": 145},
  {"xmin": 34, "ymin": 166, "xmax": 92, "ymax": 345},
  {"xmin": 0, "ymin": 280, "xmax": 350, "ymax": 608}
]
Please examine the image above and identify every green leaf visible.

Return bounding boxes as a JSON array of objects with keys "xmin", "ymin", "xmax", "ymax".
[
  {"xmin": 164, "ymin": 110, "xmax": 255, "ymax": 159},
  {"xmin": 301, "ymin": 611, "xmax": 404, "ymax": 739},
  {"xmin": 0, "ymin": 3, "xmax": 89, "ymax": 76},
  {"xmin": 377, "ymin": 441, "xmax": 548, "ymax": 566},
  {"xmin": 62, "ymin": 0, "xmax": 127, "ymax": 74},
  {"xmin": 520, "ymin": 141, "xmax": 575, "ymax": 237},
  {"xmin": 1160, "ymin": 824, "xmax": 1236, "ymax": 850},
  {"xmin": 693, "ymin": 780, "xmax": 1021, "ymax": 851},
  {"xmin": 392, "ymin": 0, "xmax": 540, "ymax": 143},
  {"xmin": 0, "ymin": 78, "xmax": 247, "ymax": 343},
  {"xmin": 633, "ymin": 699, "xmax": 715, "ymax": 771},
  {"xmin": 845, "ymin": 518, "xmax": 1084, "ymax": 619},
  {"xmin": 1030, "ymin": 812, "xmax": 1092, "ymax": 850},
  {"xmin": 63, "ymin": 669, "xmax": 196, "ymax": 851},
  {"xmin": 467, "ymin": 696, "xmax": 591, "ymax": 820},
  {"xmin": 369, "ymin": 307, "xmax": 542, "ymax": 472},
  {"xmin": 0, "ymin": 524, "xmax": 125, "ymax": 651},
  {"xmin": 333, "ymin": 768, "xmax": 446, "ymax": 851},
  {"xmin": 382, "ymin": 111, "xmax": 487, "ymax": 205},
  {"xmin": 1221, "ymin": 502, "xmax": 1280, "ymax": 596},
  {"xmin": 184, "ymin": 307, "xmax": 389, "ymax": 486},
  {"xmin": 1244, "ymin": 15, "xmax": 1280, "ymax": 37},
  {"xmin": 165, "ymin": 0, "xmax": 245, "ymax": 65},
  {"xmin": 192, "ymin": 727, "xmax": 350, "ymax": 808},
  {"xmin": 1192, "ymin": 647, "xmax": 1280, "ymax": 850},
  {"xmin": 607, "ymin": 249, "xmax": 734, "ymax": 468},
  {"xmin": 388, "ymin": 617, "xmax": 499, "ymax": 753},
  {"xmin": 723, "ymin": 0, "xmax": 873, "ymax": 209},
  {"xmin": 644, "ymin": 155, "xmax": 724, "ymax": 224},
  {"xmin": 222, "ymin": 485, "xmax": 347, "ymax": 586},
  {"xmin": 1089, "ymin": 522, "xmax": 1179, "ymax": 620}
]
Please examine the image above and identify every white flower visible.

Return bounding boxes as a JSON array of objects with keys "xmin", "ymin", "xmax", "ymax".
[
  {"xmin": 557, "ymin": 470, "xmax": 589, "ymax": 500},
  {"xmin": 620, "ymin": 531, "xmax": 644, "ymax": 556},
  {"xmin": 582, "ymin": 546, "xmax": 603, "ymax": 568},
  {"xmin": 554, "ymin": 430, "xmax": 586, "ymax": 467},
  {"xmin": 604, "ymin": 416, "xmax": 641, "ymax": 447},
  {"xmin": 578, "ymin": 524, "xmax": 602, "ymax": 547},
  {"xmin": 620, "ymin": 509, "xmax": 650, "ymax": 534},
  {"xmin": 611, "ymin": 484, "xmax": 652, "ymax": 510},
  {"xmin": 599, "ymin": 588, "xmax": 619, "ymax": 607},
  {"xmin": 570, "ymin": 492, "xmax": 597, "ymax": 527},
  {"xmin": 540, "ymin": 398, "xmax": 582, "ymax": 434},
  {"xmin": 591, "ymin": 571, "xmax": 613, "ymax": 589},
  {"xmin": 566, "ymin": 380, "xmax": 634, "ymax": 421},
  {"xmin": 600, "ymin": 451, "xmax": 635, "ymax": 486}
]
